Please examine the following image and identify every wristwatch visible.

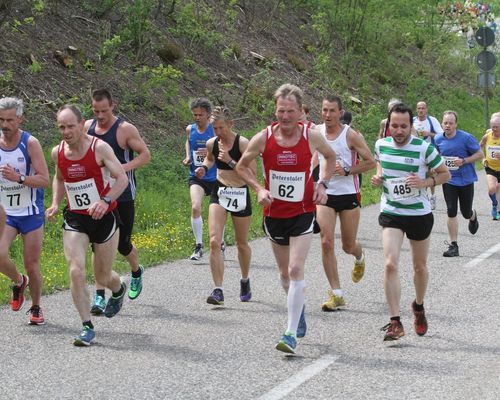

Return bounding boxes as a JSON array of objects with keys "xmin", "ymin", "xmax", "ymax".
[
  {"xmin": 317, "ymin": 180, "xmax": 329, "ymax": 189},
  {"xmin": 102, "ymin": 196, "xmax": 112, "ymax": 205},
  {"xmin": 17, "ymin": 174, "xmax": 26, "ymax": 184},
  {"xmin": 343, "ymin": 167, "xmax": 351, "ymax": 176}
]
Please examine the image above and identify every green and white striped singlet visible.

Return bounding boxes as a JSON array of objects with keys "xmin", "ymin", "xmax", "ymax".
[{"xmin": 375, "ymin": 136, "xmax": 443, "ymax": 216}]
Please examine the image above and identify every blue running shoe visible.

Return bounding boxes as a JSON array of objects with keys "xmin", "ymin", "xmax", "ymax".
[
  {"xmin": 128, "ymin": 265, "xmax": 144, "ymax": 300},
  {"xmin": 90, "ymin": 294, "xmax": 106, "ymax": 315},
  {"xmin": 104, "ymin": 282, "xmax": 127, "ymax": 318},
  {"xmin": 207, "ymin": 288, "xmax": 224, "ymax": 306},
  {"xmin": 297, "ymin": 305, "xmax": 307, "ymax": 338},
  {"xmin": 73, "ymin": 326, "xmax": 95, "ymax": 346},
  {"xmin": 275, "ymin": 333, "xmax": 297, "ymax": 354}
]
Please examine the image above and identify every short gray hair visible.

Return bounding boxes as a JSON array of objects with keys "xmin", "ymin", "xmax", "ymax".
[
  {"xmin": 190, "ymin": 98, "xmax": 212, "ymax": 113},
  {"xmin": 274, "ymin": 84, "xmax": 303, "ymax": 108},
  {"xmin": 0, "ymin": 97, "xmax": 24, "ymax": 117}
]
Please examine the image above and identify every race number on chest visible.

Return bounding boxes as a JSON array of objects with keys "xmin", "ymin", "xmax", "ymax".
[
  {"xmin": 386, "ymin": 177, "xmax": 419, "ymax": 201},
  {"xmin": 64, "ymin": 178, "xmax": 101, "ymax": 210},
  {"xmin": 269, "ymin": 170, "xmax": 305, "ymax": 202},
  {"xmin": 0, "ymin": 182, "xmax": 31, "ymax": 209}
]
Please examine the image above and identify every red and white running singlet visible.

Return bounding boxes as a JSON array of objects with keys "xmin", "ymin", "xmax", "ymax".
[
  {"xmin": 58, "ymin": 137, "xmax": 116, "ymax": 215},
  {"xmin": 261, "ymin": 122, "xmax": 315, "ymax": 218}
]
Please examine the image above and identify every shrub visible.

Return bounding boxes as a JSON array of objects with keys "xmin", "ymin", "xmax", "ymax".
[{"xmin": 156, "ymin": 40, "xmax": 184, "ymax": 63}]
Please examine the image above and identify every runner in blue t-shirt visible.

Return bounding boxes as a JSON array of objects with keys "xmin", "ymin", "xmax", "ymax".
[{"xmin": 434, "ymin": 111, "xmax": 483, "ymax": 257}]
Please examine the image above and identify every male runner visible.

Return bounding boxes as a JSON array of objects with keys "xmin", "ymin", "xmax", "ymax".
[
  {"xmin": 46, "ymin": 105, "xmax": 128, "ymax": 346},
  {"xmin": 434, "ymin": 111, "xmax": 482, "ymax": 257},
  {"xmin": 85, "ymin": 88, "xmax": 151, "ymax": 313},
  {"xmin": 372, "ymin": 103, "xmax": 450, "ymax": 341},
  {"xmin": 0, "ymin": 97, "xmax": 49, "ymax": 325},
  {"xmin": 182, "ymin": 98, "xmax": 217, "ymax": 260},
  {"xmin": 236, "ymin": 84, "xmax": 336, "ymax": 354},
  {"xmin": 315, "ymin": 95, "xmax": 376, "ymax": 311}
]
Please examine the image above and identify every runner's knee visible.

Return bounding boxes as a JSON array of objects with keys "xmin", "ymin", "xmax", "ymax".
[
  {"xmin": 341, "ymin": 240, "xmax": 357, "ymax": 255},
  {"xmin": 118, "ymin": 237, "xmax": 133, "ymax": 256}
]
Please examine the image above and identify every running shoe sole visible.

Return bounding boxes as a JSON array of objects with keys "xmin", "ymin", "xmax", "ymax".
[
  {"xmin": 29, "ymin": 319, "xmax": 46, "ymax": 326},
  {"xmin": 90, "ymin": 307, "xmax": 104, "ymax": 316},
  {"xmin": 275, "ymin": 341, "xmax": 296, "ymax": 354},
  {"xmin": 206, "ymin": 298, "xmax": 224, "ymax": 306},
  {"xmin": 73, "ymin": 338, "xmax": 92, "ymax": 347}
]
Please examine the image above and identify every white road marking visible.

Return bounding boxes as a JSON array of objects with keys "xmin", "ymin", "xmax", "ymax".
[
  {"xmin": 464, "ymin": 242, "xmax": 500, "ymax": 269},
  {"xmin": 257, "ymin": 354, "xmax": 338, "ymax": 400}
]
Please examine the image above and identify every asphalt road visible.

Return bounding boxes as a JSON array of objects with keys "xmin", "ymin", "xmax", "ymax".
[{"xmin": 1, "ymin": 172, "xmax": 499, "ymax": 400}]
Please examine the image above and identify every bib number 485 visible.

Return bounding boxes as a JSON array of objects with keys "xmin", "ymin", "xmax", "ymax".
[{"xmin": 393, "ymin": 184, "xmax": 412, "ymax": 196}]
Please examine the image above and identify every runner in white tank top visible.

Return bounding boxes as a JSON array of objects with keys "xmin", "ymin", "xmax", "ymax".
[{"xmin": 313, "ymin": 95, "xmax": 376, "ymax": 311}]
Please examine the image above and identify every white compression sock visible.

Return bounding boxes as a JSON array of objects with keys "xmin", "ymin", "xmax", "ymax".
[
  {"xmin": 286, "ymin": 280, "xmax": 306, "ymax": 336},
  {"xmin": 191, "ymin": 216, "xmax": 203, "ymax": 244}
]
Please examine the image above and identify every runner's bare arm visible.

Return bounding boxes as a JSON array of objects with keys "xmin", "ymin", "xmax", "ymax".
[
  {"xmin": 239, "ymin": 136, "xmax": 257, "ymax": 176},
  {"xmin": 182, "ymin": 125, "xmax": 192, "ymax": 166},
  {"xmin": 25, "ymin": 136, "xmax": 49, "ymax": 188},
  {"xmin": 45, "ymin": 145, "xmax": 65, "ymax": 220},
  {"xmin": 235, "ymin": 130, "xmax": 266, "ymax": 193},
  {"xmin": 371, "ymin": 161, "xmax": 383, "ymax": 187},
  {"xmin": 309, "ymin": 129, "xmax": 335, "ymax": 182},
  {"xmin": 120, "ymin": 122, "xmax": 151, "ymax": 172},
  {"xmin": 348, "ymin": 129, "xmax": 376, "ymax": 175},
  {"xmin": 96, "ymin": 141, "xmax": 128, "ymax": 201}
]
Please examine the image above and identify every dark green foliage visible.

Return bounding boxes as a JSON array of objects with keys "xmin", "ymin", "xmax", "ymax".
[{"xmin": 156, "ymin": 40, "xmax": 184, "ymax": 63}]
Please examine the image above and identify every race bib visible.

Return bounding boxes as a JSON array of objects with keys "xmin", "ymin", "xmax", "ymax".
[
  {"xmin": 192, "ymin": 149, "xmax": 206, "ymax": 166},
  {"xmin": 443, "ymin": 156, "xmax": 459, "ymax": 171},
  {"xmin": 386, "ymin": 177, "xmax": 419, "ymax": 201},
  {"xmin": 487, "ymin": 145, "xmax": 500, "ymax": 160},
  {"xmin": 269, "ymin": 170, "xmax": 305, "ymax": 202},
  {"xmin": 218, "ymin": 187, "xmax": 247, "ymax": 212},
  {"xmin": 65, "ymin": 178, "xmax": 101, "ymax": 210},
  {"xmin": 0, "ymin": 181, "xmax": 31, "ymax": 209}
]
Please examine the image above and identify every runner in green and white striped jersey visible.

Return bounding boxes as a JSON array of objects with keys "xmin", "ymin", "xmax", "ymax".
[
  {"xmin": 375, "ymin": 136, "xmax": 443, "ymax": 216},
  {"xmin": 371, "ymin": 103, "xmax": 451, "ymax": 342}
]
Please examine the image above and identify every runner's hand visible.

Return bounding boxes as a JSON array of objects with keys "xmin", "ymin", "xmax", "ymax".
[
  {"xmin": 406, "ymin": 173, "xmax": 426, "ymax": 189},
  {"xmin": 45, "ymin": 205, "xmax": 59, "ymax": 222},
  {"xmin": 257, "ymin": 188, "xmax": 273, "ymax": 206},
  {"xmin": 371, "ymin": 175, "xmax": 383, "ymax": 187},
  {"xmin": 87, "ymin": 200, "xmax": 108, "ymax": 220},
  {"xmin": 195, "ymin": 167, "xmax": 206, "ymax": 178},
  {"xmin": 313, "ymin": 185, "xmax": 327, "ymax": 205}
]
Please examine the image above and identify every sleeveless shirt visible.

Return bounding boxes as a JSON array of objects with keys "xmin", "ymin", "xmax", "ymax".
[
  {"xmin": 0, "ymin": 131, "xmax": 44, "ymax": 216},
  {"xmin": 212, "ymin": 134, "xmax": 242, "ymax": 170},
  {"xmin": 261, "ymin": 122, "xmax": 315, "ymax": 218},
  {"xmin": 484, "ymin": 130, "xmax": 500, "ymax": 171},
  {"xmin": 188, "ymin": 123, "xmax": 216, "ymax": 181},
  {"xmin": 318, "ymin": 124, "xmax": 360, "ymax": 195},
  {"xmin": 87, "ymin": 117, "xmax": 135, "ymax": 202},
  {"xmin": 58, "ymin": 137, "xmax": 116, "ymax": 215}
]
